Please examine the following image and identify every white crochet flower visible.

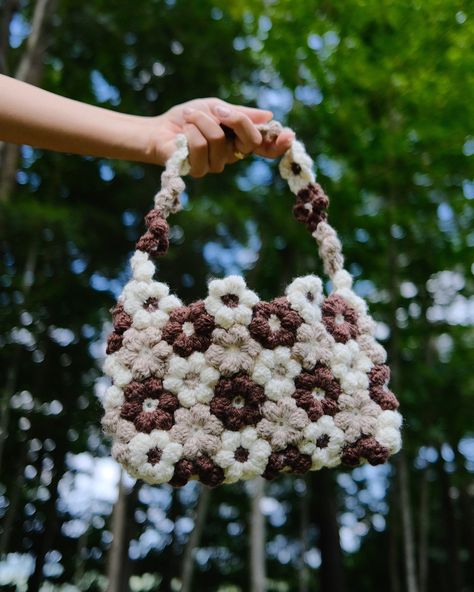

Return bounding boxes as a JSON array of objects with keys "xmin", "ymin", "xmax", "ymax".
[
  {"xmin": 128, "ymin": 430, "xmax": 183, "ymax": 484},
  {"xmin": 252, "ymin": 346, "xmax": 301, "ymax": 400},
  {"xmin": 204, "ymin": 275, "xmax": 259, "ymax": 329},
  {"xmin": 122, "ymin": 278, "xmax": 182, "ymax": 330},
  {"xmin": 299, "ymin": 415, "xmax": 345, "ymax": 469},
  {"xmin": 130, "ymin": 250, "xmax": 156, "ymax": 282},
  {"xmin": 374, "ymin": 410, "xmax": 403, "ymax": 454},
  {"xmin": 103, "ymin": 353, "xmax": 133, "ymax": 387},
  {"xmin": 163, "ymin": 352, "xmax": 220, "ymax": 407},
  {"xmin": 285, "ymin": 275, "xmax": 324, "ymax": 324},
  {"xmin": 330, "ymin": 340, "xmax": 373, "ymax": 394},
  {"xmin": 214, "ymin": 427, "xmax": 272, "ymax": 483},
  {"xmin": 279, "ymin": 139, "xmax": 316, "ymax": 193},
  {"xmin": 334, "ymin": 392, "xmax": 381, "ymax": 443},
  {"xmin": 170, "ymin": 404, "xmax": 224, "ymax": 459},
  {"xmin": 257, "ymin": 398, "xmax": 309, "ymax": 450},
  {"xmin": 292, "ymin": 321, "xmax": 335, "ymax": 369},
  {"xmin": 103, "ymin": 385, "xmax": 124, "ymax": 410}
]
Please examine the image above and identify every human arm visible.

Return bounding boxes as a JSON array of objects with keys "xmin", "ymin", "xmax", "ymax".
[{"xmin": 0, "ymin": 74, "xmax": 294, "ymax": 177}]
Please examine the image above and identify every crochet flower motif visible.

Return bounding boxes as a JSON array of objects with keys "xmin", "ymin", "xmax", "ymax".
[
  {"xmin": 334, "ymin": 392, "xmax": 381, "ymax": 443},
  {"xmin": 106, "ymin": 303, "xmax": 132, "ymax": 354},
  {"xmin": 163, "ymin": 352, "xmax": 220, "ymax": 408},
  {"xmin": 210, "ymin": 373, "xmax": 265, "ymax": 430},
  {"xmin": 257, "ymin": 398, "xmax": 309, "ymax": 450},
  {"xmin": 293, "ymin": 363, "xmax": 342, "ymax": 420},
  {"xmin": 162, "ymin": 301, "xmax": 215, "ymax": 357},
  {"xmin": 170, "ymin": 456, "xmax": 225, "ymax": 488},
  {"xmin": 292, "ymin": 321, "xmax": 335, "ymax": 370},
  {"xmin": 262, "ymin": 445, "xmax": 312, "ymax": 480},
  {"xmin": 170, "ymin": 403, "xmax": 224, "ymax": 459},
  {"xmin": 117, "ymin": 327, "xmax": 172, "ymax": 380},
  {"xmin": 293, "ymin": 182, "xmax": 329, "ymax": 232},
  {"xmin": 368, "ymin": 365, "xmax": 399, "ymax": 410},
  {"xmin": 252, "ymin": 346, "xmax": 301, "ymax": 400},
  {"xmin": 322, "ymin": 294, "xmax": 360, "ymax": 344},
  {"xmin": 128, "ymin": 430, "xmax": 183, "ymax": 484},
  {"xmin": 136, "ymin": 209, "xmax": 170, "ymax": 258},
  {"xmin": 214, "ymin": 427, "xmax": 272, "ymax": 483},
  {"xmin": 341, "ymin": 436, "xmax": 390, "ymax": 467},
  {"xmin": 299, "ymin": 415, "xmax": 345, "ymax": 469},
  {"xmin": 121, "ymin": 277, "xmax": 181, "ymax": 330},
  {"xmin": 330, "ymin": 340, "xmax": 373, "ymax": 394},
  {"xmin": 249, "ymin": 297, "xmax": 303, "ymax": 349},
  {"xmin": 120, "ymin": 377, "xmax": 179, "ymax": 433},
  {"xmin": 204, "ymin": 275, "xmax": 259, "ymax": 329},
  {"xmin": 285, "ymin": 275, "xmax": 324, "ymax": 324},
  {"xmin": 205, "ymin": 324, "xmax": 261, "ymax": 377}
]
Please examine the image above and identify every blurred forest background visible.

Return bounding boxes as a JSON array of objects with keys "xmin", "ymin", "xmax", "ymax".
[{"xmin": 0, "ymin": 0, "xmax": 473, "ymax": 591}]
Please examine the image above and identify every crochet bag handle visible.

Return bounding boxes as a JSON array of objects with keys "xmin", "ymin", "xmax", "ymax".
[{"xmin": 136, "ymin": 120, "xmax": 345, "ymax": 281}]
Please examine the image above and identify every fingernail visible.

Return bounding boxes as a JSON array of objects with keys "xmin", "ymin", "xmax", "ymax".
[
  {"xmin": 216, "ymin": 106, "xmax": 231, "ymax": 117},
  {"xmin": 183, "ymin": 107, "xmax": 195, "ymax": 116}
]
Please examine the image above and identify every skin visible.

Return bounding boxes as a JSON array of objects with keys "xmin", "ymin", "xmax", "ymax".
[{"xmin": 0, "ymin": 74, "xmax": 295, "ymax": 178}]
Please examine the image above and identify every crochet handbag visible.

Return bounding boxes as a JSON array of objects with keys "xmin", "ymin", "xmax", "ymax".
[{"xmin": 101, "ymin": 121, "xmax": 403, "ymax": 488}]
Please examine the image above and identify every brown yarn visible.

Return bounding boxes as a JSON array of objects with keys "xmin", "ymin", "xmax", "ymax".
[
  {"xmin": 293, "ymin": 182, "xmax": 329, "ymax": 232},
  {"xmin": 147, "ymin": 447, "xmax": 163, "ymax": 465},
  {"xmin": 162, "ymin": 300, "xmax": 215, "ymax": 356},
  {"xmin": 121, "ymin": 377, "xmax": 178, "ymax": 433},
  {"xmin": 263, "ymin": 445, "xmax": 312, "ymax": 480},
  {"xmin": 106, "ymin": 332, "xmax": 123, "ymax": 354},
  {"xmin": 322, "ymin": 294, "xmax": 359, "ymax": 343},
  {"xmin": 195, "ymin": 455, "xmax": 225, "ymax": 488},
  {"xmin": 169, "ymin": 458, "xmax": 194, "ymax": 487},
  {"xmin": 136, "ymin": 210, "xmax": 170, "ymax": 257},
  {"xmin": 210, "ymin": 373, "xmax": 265, "ymax": 430},
  {"xmin": 341, "ymin": 436, "xmax": 390, "ymax": 467},
  {"xmin": 368, "ymin": 365, "xmax": 399, "ymax": 410},
  {"xmin": 249, "ymin": 297, "xmax": 303, "ymax": 349},
  {"xmin": 293, "ymin": 363, "xmax": 342, "ymax": 419},
  {"xmin": 111, "ymin": 303, "xmax": 132, "ymax": 333}
]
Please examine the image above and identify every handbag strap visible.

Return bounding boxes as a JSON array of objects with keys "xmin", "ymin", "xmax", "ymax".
[{"xmin": 134, "ymin": 120, "xmax": 346, "ymax": 282}]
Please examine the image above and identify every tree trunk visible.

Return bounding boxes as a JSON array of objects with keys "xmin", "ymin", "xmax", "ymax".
[
  {"xmin": 311, "ymin": 469, "xmax": 346, "ymax": 592},
  {"xmin": 397, "ymin": 451, "xmax": 419, "ymax": 592},
  {"xmin": 27, "ymin": 453, "xmax": 64, "ymax": 592},
  {"xmin": 418, "ymin": 468, "xmax": 430, "ymax": 592},
  {"xmin": 106, "ymin": 470, "xmax": 129, "ymax": 592},
  {"xmin": 0, "ymin": 0, "xmax": 18, "ymax": 74},
  {"xmin": 0, "ymin": 445, "xmax": 27, "ymax": 556},
  {"xmin": 436, "ymin": 449, "xmax": 463, "ymax": 592},
  {"xmin": 248, "ymin": 477, "xmax": 266, "ymax": 592},
  {"xmin": 0, "ymin": 0, "xmax": 57, "ymax": 202},
  {"xmin": 298, "ymin": 476, "xmax": 310, "ymax": 592},
  {"xmin": 181, "ymin": 485, "xmax": 211, "ymax": 592},
  {"xmin": 388, "ymin": 475, "xmax": 401, "ymax": 592}
]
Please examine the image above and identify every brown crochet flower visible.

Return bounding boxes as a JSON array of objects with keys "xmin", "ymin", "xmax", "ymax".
[
  {"xmin": 106, "ymin": 303, "xmax": 132, "ymax": 354},
  {"xmin": 136, "ymin": 209, "xmax": 170, "ymax": 258},
  {"xmin": 210, "ymin": 373, "xmax": 265, "ymax": 430},
  {"xmin": 322, "ymin": 294, "xmax": 359, "ymax": 343},
  {"xmin": 249, "ymin": 297, "xmax": 304, "ymax": 349},
  {"xmin": 341, "ymin": 436, "xmax": 390, "ymax": 467},
  {"xmin": 162, "ymin": 301, "xmax": 215, "ymax": 357},
  {"xmin": 368, "ymin": 365, "xmax": 399, "ymax": 410},
  {"xmin": 293, "ymin": 363, "xmax": 342, "ymax": 420},
  {"xmin": 169, "ymin": 456, "xmax": 225, "ymax": 488},
  {"xmin": 262, "ymin": 445, "xmax": 312, "ymax": 480},
  {"xmin": 293, "ymin": 182, "xmax": 329, "ymax": 232},
  {"xmin": 120, "ymin": 377, "xmax": 179, "ymax": 433}
]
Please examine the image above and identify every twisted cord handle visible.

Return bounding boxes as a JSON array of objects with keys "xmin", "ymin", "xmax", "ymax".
[{"xmin": 137, "ymin": 121, "xmax": 345, "ymax": 281}]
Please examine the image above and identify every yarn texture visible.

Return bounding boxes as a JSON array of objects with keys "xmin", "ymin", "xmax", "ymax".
[{"xmin": 101, "ymin": 122, "xmax": 403, "ymax": 487}]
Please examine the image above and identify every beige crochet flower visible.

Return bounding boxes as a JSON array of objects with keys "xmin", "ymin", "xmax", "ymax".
[
  {"xmin": 292, "ymin": 321, "xmax": 335, "ymax": 370},
  {"xmin": 257, "ymin": 398, "xmax": 309, "ymax": 450},
  {"xmin": 117, "ymin": 327, "xmax": 173, "ymax": 380},
  {"xmin": 170, "ymin": 403, "xmax": 224, "ymax": 458},
  {"xmin": 205, "ymin": 324, "xmax": 261, "ymax": 376},
  {"xmin": 334, "ymin": 392, "xmax": 380, "ymax": 443}
]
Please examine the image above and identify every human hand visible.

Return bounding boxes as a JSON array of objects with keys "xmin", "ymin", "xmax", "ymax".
[{"xmin": 148, "ymin": 98, "xmax": 295, "ymax": 177}]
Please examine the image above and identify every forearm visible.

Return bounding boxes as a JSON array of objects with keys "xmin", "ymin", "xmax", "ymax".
[{"xmin": 0, "ymin": 74, "xmax": 157, "ymax": 163}]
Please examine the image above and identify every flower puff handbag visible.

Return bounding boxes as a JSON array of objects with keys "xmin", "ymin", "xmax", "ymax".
[{"xmin": 101, "ymin": 120, "xmax": 403, "ymax": 488}]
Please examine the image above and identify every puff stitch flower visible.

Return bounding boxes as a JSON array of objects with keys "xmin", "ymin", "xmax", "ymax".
[
  {"xmin": 257, "ymin": 398, "xmax": 309, "ymax": 450},
  {"xmin": 292, "ymin": 321, "xmax": 335, "ymax": 370},
  {"xmin": 330, "ymin": 340, "xmax": 373, "ymax": 394},
  {"xmin": 299, "ymin": 415, "xmax": 345, "ymax": 469},
  {"xmin": 204, "ymin": 275, "xmax": 259, "ymax": 328},
  {"xmin": 163, "ymin": 352, "xmax": 220, "ymax": 407},
  {"xmin": 285, "ymin": 275, "xmax": 324, "ymax": 324},
  {"xmin": 205, "ymin": 324, "xmax": 261, "ymax": 377},
  {"xmin": 117, "ymin": 327, "xmax": 172, "ymax": 380},
  {"xmin": 334, "ymin": 392, "xmax": 380, "ymax": 443},
  {"xmin": 251, "ymin": 346, "xmax": 301, "ymax": 400},
  {"xmin": 214, "ymin": 427, "xmax": 272, "ymax": 483},
  {"xmin": 170, "ymin": 404, "xmax": 224, "ymax": 459},
  {"xmin": 128, "ymin": 430, "xmax": 183, "ymax": 484}
]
